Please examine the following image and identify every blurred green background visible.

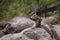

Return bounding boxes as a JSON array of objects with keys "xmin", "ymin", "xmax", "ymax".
[{"xmin": 0, "ymin": 0, "xmax": 60, "ymax": 24}]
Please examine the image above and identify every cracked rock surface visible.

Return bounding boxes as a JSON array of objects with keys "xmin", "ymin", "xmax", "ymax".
[{"xmin": 0, "ymin": 26, "xmax": 53, "ymax": 40}]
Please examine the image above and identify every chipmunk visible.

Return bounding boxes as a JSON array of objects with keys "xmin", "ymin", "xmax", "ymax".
[{"xmin": 28, "ymin": 12, "xmax": 42, "ymax": 27}]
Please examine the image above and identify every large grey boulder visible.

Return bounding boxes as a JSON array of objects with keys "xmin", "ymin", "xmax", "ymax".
[
  {"xmin": 0, "ymin": 15, "xmax": 59, "ymax": 40},
  {"xmin": 52, "ymin": 25, "xmax": 60, "ymax": 38},
  {"xmin": 0, "ymin": 24, "xmax": 53, "ymax": 40},
  {"xmin": 0, "ymin": 14, "xmax": 36, "ymax": 37},
  {"xmin": 3, "ymin": 14, "xmax": 35, "ymax": 33}
]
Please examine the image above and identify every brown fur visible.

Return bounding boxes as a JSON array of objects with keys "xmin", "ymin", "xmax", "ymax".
[
  {"xmin": 28, "ymin": 12, "xmax": 42, "ymax": 27},
  {"xmin": 36, "ymin": 19, "xmax": 41, "ymax": 27}
]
